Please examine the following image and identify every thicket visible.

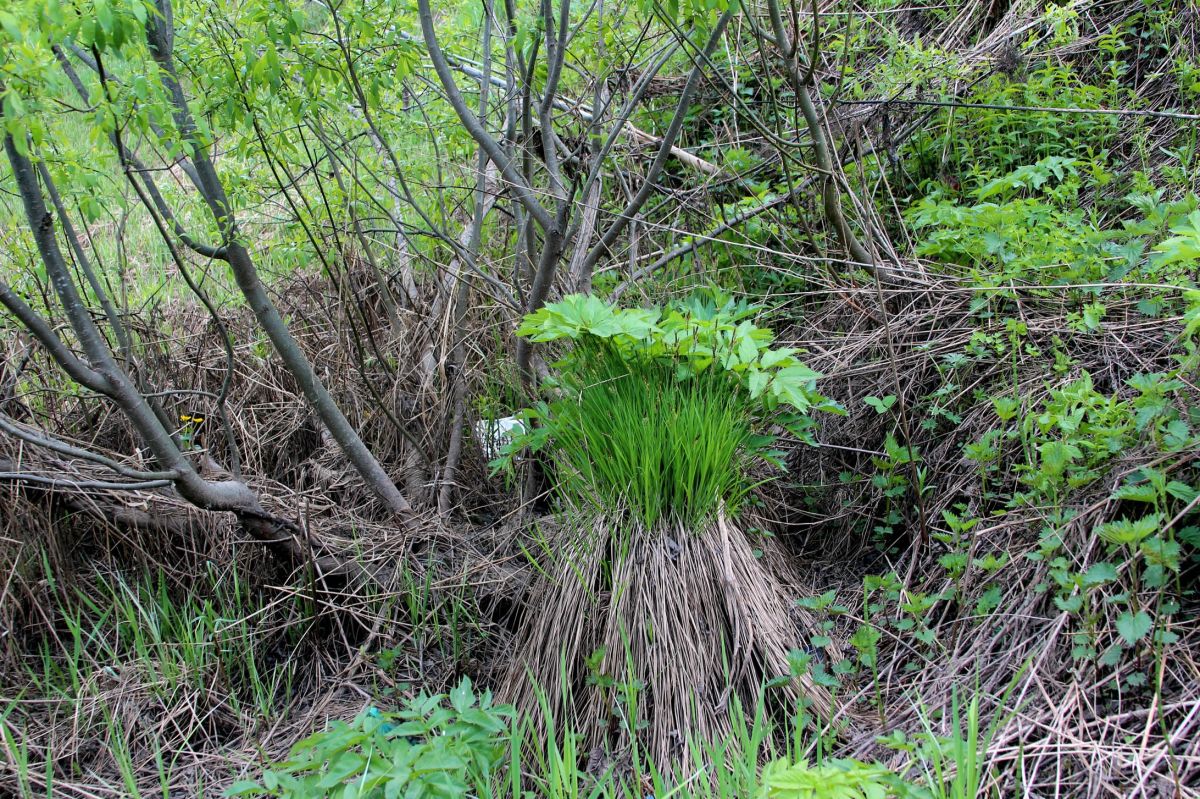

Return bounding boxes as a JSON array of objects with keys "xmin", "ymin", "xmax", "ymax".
[{"xmin": 1, "ymin": 0, "xmax": 1198, "ymax": 797}]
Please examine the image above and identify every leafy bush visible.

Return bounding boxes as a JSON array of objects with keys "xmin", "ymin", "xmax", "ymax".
[
  {"xmin": 904, "ymin": 64, "xmax": 1119, "ymax": 195},
  {"xmin": 502, "ymin": 293, "xmax": 836, "ymax": 525},
  {"xmin": 906, "ymin": 158, "xmax": 1112, "ymax": 288},
  {"xmin": 226, "ymin": 679, "xmax": 511, "ymax": 799},
  {"xmin": 909, "ymin": 159, "xmax": 1200, "ymax": 292}
]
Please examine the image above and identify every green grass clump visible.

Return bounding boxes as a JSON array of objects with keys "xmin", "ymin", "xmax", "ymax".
[
  {"xmin": 551, "ymin": 340, "xmax": 753, "ymax": 527},
  {"xmin": 500, "ymin": 293, "xmax": 833, "ymax": 527}
]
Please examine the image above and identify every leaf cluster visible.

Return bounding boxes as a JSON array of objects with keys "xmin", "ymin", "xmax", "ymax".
[
  {"xmin": 227, "ymin": 679, "xmax": 511, "ymax": 799},
  {"xmin": 517, "ymin": 292, "xmax": 831, "ymax": 414},
  {"xmin": 758, "ymin": 757, "xmax": 915, "ymax": 799}
]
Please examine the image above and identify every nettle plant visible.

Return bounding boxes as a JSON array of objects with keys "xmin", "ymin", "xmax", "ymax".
[
  {"xmin": 965, "ymin": 368, "xmax": 1200, "ymax": 676},
  {"xmin": 906, "ymin": 157, "xmax": 1112, "ymax": 290},
  {"xmin": 1048, "ymin": 467, "xmax": 1198, "ymax": 680},
  {"xmin": 904, "ymin": 62, "xmax": 1119, "ymax": 194},
  {"xmin": 496, "ymin": 293, "xmax": 839, "ymax": 526}
]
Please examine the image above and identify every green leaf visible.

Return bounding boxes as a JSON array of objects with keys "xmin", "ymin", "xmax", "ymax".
[
  {"xmin": 1095, "ymin": 514, "xmax": 1160, "ymax": 547},
  {"xmin": 0, "ymin": 11, "xmax": 21, "ymax": 42},
  {"xmin": 1038, "ymin": 440, "xmax": 1082, "ymax": 477},
  {"xmin": 759, "ymin": 347, "xmax": 797, "ymax": 368},
  {"xmin": 992, "ymin": 396, "xmax": 1019, "ymax": 421},
  {"xmin": 863, "ymin": 395, "xmax": 896, "ymax": 414},
  {"xmin": 1081, "ymin": 562, "xmax": 1117, "ymax": 587},
  {"xmin": 316, "ymin": 752, "xmax": 366, "ymax": 789},
  {"xmin": 747, "ymin": 368, "xmax": 769, "ymax": 399},
  {"xmin": 1166, "ymin": 480, "xmax": 1199, "ymax": 503},
  {"xmin": 1151, "ymin": 210, "xmax": 1200, "ymax": 267},
  {"xmin": 1112, "ymin": 482, "xmax": 1158, "ymax": 503},
  {"xmin": 449, "ymin": 678, "xmax": 473, "ymax": 714},
  {"xmin": 413, "ymin": 748, "xmax": 466, "ymax": 772},
  {"xmin": 1115, "ymin": 610, "xmax": 1153, "ymax": 646},
  {"xmin": 1054, "ymin": 593, "xmax": 1083, "ymax": 613},
  {"xmin": 736, "ymin": 325, "xmax": 759, "ymax": 365}
]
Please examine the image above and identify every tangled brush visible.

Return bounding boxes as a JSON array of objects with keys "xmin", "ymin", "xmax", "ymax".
[{"xmin": 497, "ymin": 293, "xmax": 841, "ymax": 765}]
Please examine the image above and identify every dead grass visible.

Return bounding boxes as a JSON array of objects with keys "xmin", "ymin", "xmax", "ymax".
[
  {"xmin": 773, "ymin": 274, "xmax": 1200, "ymax": 796},
  {"xmin": 502, "ymin": 506, "xmax": 839, "ymax": 768}
]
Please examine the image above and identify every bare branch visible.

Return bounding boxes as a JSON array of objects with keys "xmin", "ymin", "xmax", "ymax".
[
  {"xmin": 0, "ymin": 470, "xmax": 174, "ymax": 492},
  {"xmin": 0, "ymin": 281, "xmax": 109, "ymax": 393},
  {"xmin": 416, "ymin": 0, "xmax": 555, "ymax": 232},
  {"xmin": 0, "ymin": 413, "xmax": 180, "ymax": 481},
  {"xmin": 579, "ymin": 9, "xmax": 734, "ymax": 276},
  {"xmin": 144, "ymin": 0, "xmax": 415, "ymax": 519}
]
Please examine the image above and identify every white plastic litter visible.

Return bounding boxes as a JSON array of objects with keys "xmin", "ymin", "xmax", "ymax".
[{"xmin": 475, "ymin": 415, "xmax": 526, "ymax": 460}]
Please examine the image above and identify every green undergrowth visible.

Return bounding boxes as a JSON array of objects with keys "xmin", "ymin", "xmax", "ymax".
[
  {"xmin": 0, "ymin": 555, "xmax": 487, "ymax": 798},
  {"xmin": 495, "ymin": 292, "xmax": 839, "ymax": 526},
  {"xmin": 19, "ymin": 562, "xmax": 296, "ymax": 717},
  {"xmin": 227, "ymin": 675, "xmax": 1008, "ymax": 799},
  {"xmin": 908, "ymin": 157, "xmax": 1200, "ymax": 295},
  {"xmin": 0, "ymin": 562, "xmax": 299, "ymax": 797},
  {"xmin": 542, "ymin": 342, "xmax": 754, "ymax": 528},
  {"xmin": 0, "ymin": 556, "xmax": 1047, "ymax": 799}
]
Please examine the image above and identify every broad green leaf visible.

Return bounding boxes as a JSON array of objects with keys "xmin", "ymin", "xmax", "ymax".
[
  {"xmin": 1115, "ymin": 610, "xmax": 1153, "ymax": 646},
  {"xmin": 449, "ymin": 678, "xmax": 473, "ymax": 714},
  {"xmin": 864, "ymin": 395, "xmax": 896, "ymax": 414},
  {"xmin": 1081, "ymin": 562, "xmax": 1117, "ymax": 587},
  {"xmin": 1095, "ymin": 514, "xmax": 1160, "ymax": 547},
  {"xmin": 316, "ymin": 752, "xmax": 366, "ymax": 789},
  {"xmin": 747, "ymin": 369, "xmax": 769, "ymax": 398}
]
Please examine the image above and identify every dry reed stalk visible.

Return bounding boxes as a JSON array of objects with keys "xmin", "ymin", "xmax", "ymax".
[{"xmin": 504, "ymin": 506, "xmax": 838, "ymax": 767}]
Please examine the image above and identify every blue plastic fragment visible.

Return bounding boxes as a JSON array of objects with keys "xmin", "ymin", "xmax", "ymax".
[{"xmin": 365, "ymin": 707, "xmax": 396, "ymax": 734}]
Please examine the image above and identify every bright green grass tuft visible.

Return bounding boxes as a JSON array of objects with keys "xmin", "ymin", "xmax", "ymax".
[{"xmin": 550, "ymin": 340, "xmax": 753, "ymax": 528}]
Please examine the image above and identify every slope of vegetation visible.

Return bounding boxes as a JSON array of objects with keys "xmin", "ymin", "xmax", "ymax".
[{"xmin": 1, "ymin": 0, "xmax": 1198, "ymax": 796}]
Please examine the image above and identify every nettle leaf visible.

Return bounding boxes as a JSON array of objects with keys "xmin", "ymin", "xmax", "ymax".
[
  {"xmin": 1163, "ymin": 420, "xmax": 1194, "ymax": 450},
  {"xmin": 1081, "ymin": 561, "xmax": 1118, "ymax": 587},
  {"xmin": 1151, "ymin": 210, "xmax": 1200, "ymax": 267},
  {"xmin": 1054, "ymin": 593, "xmax": 1083, "ymax": 613},
  {"xmin": 1140, "ymin": 536, "xmax": 1181, "ymax": 573},
  {"xmin": 1095, "ymin": 514, "xmax": 1161, "ymax": 547},
  {"xmin": 1182, "ymin": 290, "xmax": 1200, "ymax": 339},
  {"xmin": 1038, "ymin": 440, "xmax": 1082, "ymax": 477},
  {"xmin": 1166, "ymin": 480, "xmax": 1199, "ymax": 503},
  {"xmin": 1112, "ymin": 481, "xmax": 1158, "ymax": 503},
  {"xmin": 992, "ymin": 396, "xmax": 1020, "ymax": 421},
  {"xmin": 1103, "ymin": 240, "xmax": 1146, "ymax": 282},
  {"xmin": 1115, "ymin": 610, "xmax": 1153, "ymax": 646},
  {"xmin": 974, "ymin": 156, "xmax": 1078, "ymax": 201}
]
